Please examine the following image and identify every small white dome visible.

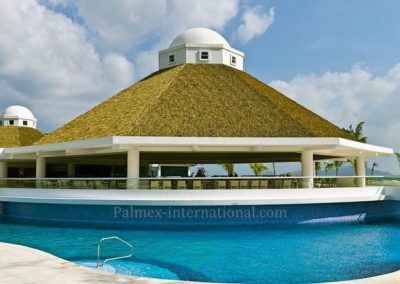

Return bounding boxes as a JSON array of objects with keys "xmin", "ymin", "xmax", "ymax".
[
  {"xmin": 2, "ymin": 105, "xmax": 35, "ymax": 120},
  {"xmin": 170, "ymin": 28, "xmax": 230, "ymax": 48}
]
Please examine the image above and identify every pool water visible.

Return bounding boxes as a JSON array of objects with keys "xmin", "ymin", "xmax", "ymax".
[{"xmin": 0, "ymin": 220, "xmax": 399, "ymax": 283}]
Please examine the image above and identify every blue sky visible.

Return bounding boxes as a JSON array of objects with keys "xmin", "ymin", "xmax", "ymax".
[
  {"xmin": 242, "ymin": 0, "xmax": 400, "ymax": 82},
  {"xmin": 0, "ymin": 0, "xmax": 399, "ymax": 174}
]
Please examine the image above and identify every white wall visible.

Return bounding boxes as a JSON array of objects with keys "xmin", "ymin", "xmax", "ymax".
[
  {"xmin": 222, "ymin": 49, "xmax": 244, "ymax": 70},
  {"xmin": 1, "ymin": 118, "xmax": 36, "ymax": 128},
  {"xmin": 159, "ymin": 45, "xmax": 244, "ymax": 70},
  {"xmin": 159, "ymin": 48, "xmax": 186, "ymax": 69},
  {"xmin": 0, "ymin": 187, "xmax": 385, "ymax": 206}
]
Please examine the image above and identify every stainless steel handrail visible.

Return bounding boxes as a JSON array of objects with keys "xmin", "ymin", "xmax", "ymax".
[{"xmin": 97, "ymin": 236, "xmax": 134, "ymax": 267}]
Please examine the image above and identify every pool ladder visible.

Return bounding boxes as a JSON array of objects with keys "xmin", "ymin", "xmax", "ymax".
[{"xmin": 97, "ymin": 236, "xmax": 134, "ymax": 267}]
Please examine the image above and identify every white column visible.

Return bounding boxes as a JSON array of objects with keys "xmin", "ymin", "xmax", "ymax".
[
  {"xmin": 127, "ymin": 150, "xmax": 140, "ymax": 189},
  {"xmin": 36, "ymin": 157, "xmax": 46, "ymax": 179},
  {"xmin": 67, "ymin": 163, "xmax": 75, "ymax": 178},
  {"xmin": 356, "ymin": 156, "xmax": 366, "ymax": 187},
  {"xmin": 301, "ymin": 151, "xmax": 314, "ymax": 188},
  {"xmin": 0, "ymin": 162, "xmax": 7, "ymax": 179},
  {"xmin": 127, "ymin": 150, "xmax": 140, "ymax": 177}
]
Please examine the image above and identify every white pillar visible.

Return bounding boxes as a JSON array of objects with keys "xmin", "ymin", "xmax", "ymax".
[
  {"xmin": 127, "ymin": 150, "xmax": 140, "ymax": 189},
  {"xmin": 301, "ymin": 151, "xmax": 314, "ymax": 188},
  {"xmin": 36, "ymin": 157, "xmax": 46, "ymax": 179},
  {"xmin": 356, "ymin": 156, "xmax": 366, "ymax": 187},
  {"xmin": 127, "ymin": 150, "xmax": 140, "ymax": 177},
  {"xmin": 67, "ymin": 163, "xmax": 75, "ymax": 178},
  {"xmin": 0, "ymin": 162, "xmax": 7, "ymax": 179}
]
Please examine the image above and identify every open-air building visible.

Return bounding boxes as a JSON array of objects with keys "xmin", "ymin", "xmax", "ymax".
[{"xmin": 0, "ymin": 28, "xmax": 394, "ymax": 190}]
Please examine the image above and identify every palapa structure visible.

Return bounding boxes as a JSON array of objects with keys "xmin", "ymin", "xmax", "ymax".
[
  {"xmin": 36, "ymin": 64, "xmax": 354, "ymax": 145},
  {"xmin": 0, "ymin": 28, "xmax": 393, "ymax": 187},
  {"xmin": 0, "ymin": 127, "xmax": 43, "ymax": 148}
]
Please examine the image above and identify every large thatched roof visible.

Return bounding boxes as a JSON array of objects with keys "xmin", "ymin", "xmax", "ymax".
[
  {"xmin": 36, "ymin": 64, "xmax": 354, "ymax": 145},
  {"xmin": 0, "ymin": 126, "xmax": 44, "ymax": 148}
]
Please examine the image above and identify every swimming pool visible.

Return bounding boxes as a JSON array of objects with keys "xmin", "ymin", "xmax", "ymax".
[{"xmin": 1, "ymin": 217, "xmax": 400, "ymax": 283}]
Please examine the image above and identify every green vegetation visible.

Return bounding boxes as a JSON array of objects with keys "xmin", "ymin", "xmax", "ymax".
[
  {"xmin": 325, "ymin": 161, "xmax": 346, "ymax": 176},
  {"xmin": 271, "ymin": 162, "xmax": 276, "ymax": 175},
  {"xmin": 371, "ymin": 162, "xmax": 378, "ymax": 176},
  {"xmin": 249, "ymin": 163, "xmax": 268, "ymax": 176},
  {"xmin": 343, "ymin": 122, "xmax": 369, "ymax": 174},
  {"xmin": 396, "ymin": 153, "xmax": 400, "ymax": 168},
  {"xmin": 315, "ymin": 162, "xmax": 322, "ymax": 176},
  {"xmin": 343, "ymin": 122, "xmax": 367, "ymax": 143},
  {"xmin": 219, "ymin": 164, "xmax": 235, "ymax": 176}
]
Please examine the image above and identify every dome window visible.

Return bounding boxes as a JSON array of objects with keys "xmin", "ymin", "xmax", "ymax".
[
  {"xmin": 159, "ymin": 27, "xmax": 244, "ymax": 70},
  {"xmin": 1, "ymin": 105, "xmax": 38, "ymax": 129},
  {"xmin": 200, "ymin": 51, "xmax": 209, "ymax": 61},
  {"xmin": 231, "ymin": 55, "xmax": 237, "ymax": 66},
  {"xmin": 169, "ymin": 54, "xmax": 175, "ymax": 64}
]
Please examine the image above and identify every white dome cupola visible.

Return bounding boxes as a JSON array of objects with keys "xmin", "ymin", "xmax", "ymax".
[
  {"xmin": 159, "ymin": 27, "xmax": 244, "ymax": 70},
  {"xmin": 169, "ymin": 28, "xmax": 230, "ymax": 48},
  {"xmin": 1, "ymin": 105, "xmax": 37, "ymax": 129}
]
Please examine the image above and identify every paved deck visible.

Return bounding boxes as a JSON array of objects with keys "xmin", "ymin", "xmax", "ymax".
[
  {"xmin": 1, "ymin": 242, "xmax": 399, "ymax": 284},
  {"xmin": 328, "ymin": 271, "xmax": 400, "ymax": 284},
  {"xmin": 0, "ymin": 242, "xmax": 197, "ymax": 284}
]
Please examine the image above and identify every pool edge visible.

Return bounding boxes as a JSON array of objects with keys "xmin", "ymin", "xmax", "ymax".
[
  {"xmin": 0, "ymin": 242, "xmax": 204, "ymax": 284},
  {"xmin": 0, "ymin": 242, "xmax": 399, "ymax": 284}
]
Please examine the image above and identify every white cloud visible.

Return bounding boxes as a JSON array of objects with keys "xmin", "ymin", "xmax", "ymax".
[
  {"xmin": 270, "ymin": 65, "xmax": 400, "ymax": 173},
  {"xmin": 237, "ymin": 6, "xmax": 274, "ymax": 44},
  {"xmin": 73, "ymin": 0, "xmax": 239, "ymax": 53},
  {"xmin": 74, "ymin": 0, "xmax": 167, "ymax": 53},
  {"xmin": 0, "ymin": 0, "xmax": 135, "ymax": 131},
  {"xmin": 1, "ymin": 0, "xmax": 276, "ymax": 132},
  {"xmin": 40, "ymin": 0, "xmax": 243, "ymax": 77},
  {"xmin": 135, "ymin": 47, "xmax": 161, "ymax": 79},
  {"xmin": 71, "ymin": 0, "xmax": 240, "ymax": 75}
]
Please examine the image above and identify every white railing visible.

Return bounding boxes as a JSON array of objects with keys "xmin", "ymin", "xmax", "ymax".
[
  {"xmin": 97, "ymin": 236, "xmax": 134, "ymax": 267},
  {"xmin": 0, "ymin": 176, "xmax": 395, "ymax": 190}
]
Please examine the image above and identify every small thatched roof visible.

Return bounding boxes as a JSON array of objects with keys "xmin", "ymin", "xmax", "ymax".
[
  {"xmin": 0, "ymin": 126, "xmax": 44, "ymax": 148},
  {"xmin": 36, "ymin": 64, "xmax": 354, "ymax": 145}
]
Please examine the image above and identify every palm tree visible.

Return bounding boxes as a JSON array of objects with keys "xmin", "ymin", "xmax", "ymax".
[
  {"xmin": 249, "ymin": 163, "xmax": 268, "ymax": 176},
  {"xmin": 343, "ymin": 122, "xmax": 368, "ymax": 173},
  {"xmin": 272, "ymin": 162, "xmax": 276, "ymax": 175},
  {"xmin": 371, "ymin": 162, "xmax": 378, "ymax": 176},
  {"xmin": 219, "ymin": 164, "xmax": 235, "ymax": 176},
  {"xmin": 315, "ymin": 162, "xmax": 322, "ymax": 176},
  {"xmin": 325, "ymin": 161, "xmax": 346, "ymax": 176},
  {"xmin": 347, "ymin": 159, "xmax": 356, "ymax": 175},
  {"xmin": 343, "ymin": 122, "xmax": 367, "ymax": 143}
]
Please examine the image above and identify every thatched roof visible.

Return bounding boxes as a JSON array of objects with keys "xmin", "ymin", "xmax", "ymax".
[
  {"xmin": 36, "ymin": 64, "xmax": 354, "ymax": 145},
  {"xmin": 0, "ymin": 126, "xmax": 44, "ymax": 148}
]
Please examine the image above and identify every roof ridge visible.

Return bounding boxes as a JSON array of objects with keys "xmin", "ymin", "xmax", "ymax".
[
  {"xmin": 16, "ymin": 127, "xmax": 23, "ymax": 145},
  {"xmin": 133, "ymin": 65, "xmax": 187, "ymax": 124},
  {"xmin": 234, "ymin": 68, "xmax": 353, "ymax": 139}
]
